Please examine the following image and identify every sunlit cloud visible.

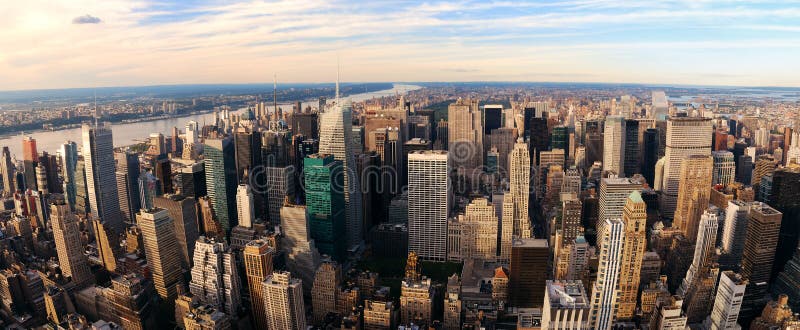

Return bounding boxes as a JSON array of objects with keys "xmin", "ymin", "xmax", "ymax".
[{"xmin": 1, "ymin": 0, "xmax": 800, "ymax": 90}]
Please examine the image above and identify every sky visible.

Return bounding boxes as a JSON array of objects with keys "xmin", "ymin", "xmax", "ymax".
[{"xmin": 3, "ymin": 0, "xmax": 800, "ymax": 90}]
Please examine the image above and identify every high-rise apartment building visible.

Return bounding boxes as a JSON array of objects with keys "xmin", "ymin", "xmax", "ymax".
[
  {"xmin": 137, "ymin": 208, "xmax": 183, "ymax": 301},
  {"xmin": 50, "ymin": 199, "xmax": 93, "ymax": 288},
  {"xmin": 83, "ymin": 122, "xmax": 124, "ymax": 233},
  {"xmin": 408, "ymin": 150, "xmax": 450, "ymax": 261},
  {"xmin": 189, "ymin": 237, "xmax": 241, "ymax": 316},
  {"xmin": 589, "ymin": 218, "xmax": 624, "ymax": 330},
  {"xmin": 262, "ymin": 271, "xmax": 307, "ymax": 330},
  {"xmin": 659, "ymin": 116, "xmax": 713, "ymax": 218}
]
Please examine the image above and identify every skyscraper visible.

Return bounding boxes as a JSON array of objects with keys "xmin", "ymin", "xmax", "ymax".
[
  {"xmin": 318, "ymin": 99, "xmax": 363, "ymax": 249},
  {"xmin": 280, "ymin": 203, "xmax": 322, "ymax": 291},
  {"xmin": 115, "ymin": 150, "xmax": 141, "ymax": 223},
  {"xmin": 50, "ymin": 199, "xmax": 93, "ymax": 288},
  {"xmin": 603, "ymin": 116, "xmax": 626, "ymax": 176},
  {"xmin": 83, "ymin": 122, "xmax": 124, "ymax": 233},
  {"xmin": 21, "ymin": 136, "xmax": 38, "ymax": 191},
  {"xmin": 624, "ymin": 119, "xmax": 639, "ymax": 177},
  {"xmin": 542, "ymin": 280, "xmax": 590, "ymax": 330},
  {"xmin": 0, "ymin": 146, "xmax": 14, "ymax": 196},
  {"xmin": 448, "ymin": 98, "xmax": 483, "ymax": 169},
  {"xmin": 153, "ymin": 194, "xmax": 199, "ymax": 271},
  {"xmin": 58, "ymin": 142, "xmax": 78, "ymax": 209},
  {"xmin": 707, "ymin": 271, "xmax": 747, "ymax": 330},
  {"xmin": 598, "ymin": 177, "xmax": 642, "ymax": 222},
  {"xmin": 678, "ymin": 209, "xmax": 719, "ymax": 296},
  {"xmin": 305, "ymin": 154, "xmax": 346, "ymax": 262},
  {"xmin": 642, "ymin": 128, "xmax": 659, "ymax": 185},
  {"xmin": 617, "ymin": 192, "xmax": 647, "ymax": 320},
  {"xmin": 510, "ymin": 238, "xmax": 549, "ymax": 307},
  {"xmin": 137, "ymin": 208, "xmax": 183, "ymax": 301},
  {"xmin": 243, "ymin": 239, "xmax": 274, "ymax": 329},
  {"xmin": 740, "ymin": 202, "xmax": 783, "ymax": 322},
  {"xmin": 408, "ymin": 150, "xmax": 450, "ymax": 261},
  {"xmin": 589, "ymin": 218, "xmax": 624, "ymax": 330},
  {"xmin": 659, "ymin": 116, "xmax": 713, "ymax": 218},
  {"xmin": 673, "ymin": 155, "xmax": 713, "ymax": 242},
  {"xmin": 109, "ymin": 273, "xmax": 157, "ymax": 330},
  {"xmin": 189, "ymin": 236, "xmax": 241, "ymax": 316},
  {"xmin": 720, "ymin": 200, "xmax": 751, "ymax": 266},
  {"xmin": 712, "ymin": 151, "xmax": 736, "ymax": 187},
  {"xmin": 236, "ymin": 184, "xmax": 255, "ymax": 228},
  {"xmin": 203, "ymin": 135, "xmax": 238, "ymax": 234},
  {"xmin": 263, "ymin": 271, "xmax": 306, "ymax": 330},
  {"xmin": 509, "ymin": 139, "xmax": 531, "ymax": 238},
  {"xmin": 311, "ymin": 261, "xmax": 341, "ymax": 324}
]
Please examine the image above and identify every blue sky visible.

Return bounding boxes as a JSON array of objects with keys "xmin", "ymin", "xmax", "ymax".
[{"xmin": 2, "ymin": 0, "xmax": 800, "ymax": 90}]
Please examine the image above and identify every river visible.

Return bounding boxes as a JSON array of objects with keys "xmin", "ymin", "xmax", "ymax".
[{"xmin": 0, "ymin": 84, "xmax": 421, "ymax": 157}]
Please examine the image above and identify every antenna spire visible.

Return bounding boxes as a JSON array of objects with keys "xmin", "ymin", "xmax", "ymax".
[{"xmin": 335, "ymin": 56, "xmax": 340, "ymax": 102}]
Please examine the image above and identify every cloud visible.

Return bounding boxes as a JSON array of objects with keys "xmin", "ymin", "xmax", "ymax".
[{"xmin": 72, "ymin": 14, "xmax": 101, "ymax": 24}]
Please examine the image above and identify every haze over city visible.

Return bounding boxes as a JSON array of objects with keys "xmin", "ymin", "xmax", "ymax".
[{"xmin": 4, "ymin": 0, "xmax": 800, "ymax": 90}]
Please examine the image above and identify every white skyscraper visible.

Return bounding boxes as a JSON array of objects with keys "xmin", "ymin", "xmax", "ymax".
[
  {"xmin": 652, "ymin": 91, "xmax": 669, "ymax": 120},
  {"xmin": 678, "ymin": 209, "xmax": 719, "ymax": 296},
  {"xmin": 236, "ymin": 184, "xmax": 254, "ymax": 228},
  {"xmin": 408, "ymin": 150, "xmax": 450, "ymax": 261},
  {"xmin": 82, "ymin": 122, "xmax": 124, "ymax": 233},
  {"xmin": 707, "ymin": 271, "xmax": 747, "ymax": 330},
  {"xmin": 318, "ymin": 100, "xmax": 363, "ymax": 249},
  {"xmin": 659, "ymin": 116, "xmax": 713, "ymax": 218},
  {"xmin": 185, "ymin": 121, "xmax": 198, "ymax": 145},
  {"xmin": 589, "ymin": 218, "xmax": 625, "ymax": 330},
  {"xmin": 712, "ymin": 151, "xmax": 736, "ymax": 186},
  {"xmin": 263, "ymin": 271, "xmax": 306, "ymax": 330},
  {"xmin": 603, "ymin": 116, "xmax": 626, "ymax": 177},
  {"xmin": 189, "ymin": 236, "xmax": 242, "ymax": 316}
]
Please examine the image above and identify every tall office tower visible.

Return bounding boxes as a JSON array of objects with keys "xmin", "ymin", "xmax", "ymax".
[
  {"xmin": 50, "ymin": 199, "xmax": 93, "ymax": 288},
  {"xmin": 551, "ymin": 125, "xmax": 570, "ymax": 153},
  {"xmin": 509, "ymin": 139, "xmax": 531, "ymax": 238},
  {"xmin": 137, "ymin": 208, "xmax": 182, "ymax": 301},
  {"xmin": 280, "ymin": 203, "xmax": 321, "ymax": 291},
  {"xmin": 185, "ymin": 121, "xmax": 198, "ymax": 145},
  {"xmin": 712, "ymin": 151, "xmax": 736, "ymax": 186},
  {"xmin": 114, "ymin": 150, "xmax": 141, "ymax": 223},
  {"xmin": 769, "ymin": 166, "xmax": 800, "ymax": 277},
  {"xmin": 236, "ymin": 184, "xmax": 254, "ymax": 228},
  {"xmin": 400, "ymin": 253, "xmax": 433, "ymax": 326},
  {"xmin": 93, "ymin": 219, "xmax": 120, "ymax": 273},
  {"xmin": 438, "ymin": 275, "xmax": 460, "ymax": 330},
  {"xmin": 542, "ymin": 280, "xmax": 590, "ymax": 330},
  {"xmin": 740, "ymin": 202, "xmax": 783, "ymax": 322},
  {"xmin": 311, "ymin": 261, "xmax": 341, "ymax": 324},
  {"xmin": 319, "ymin": 100, "xmax": 363, "ymax": 249},
  {"xmin": 736, "ymin": 155, "xmax": 753, "ymax": 184},
  {"xmin": 752, "ymin": 155, "xmax": 777, "ymax": 189},
  {"xmin": 264, "ymin": 166, "xmax": 295, "ymax": 224},
  {"xmin": 678, "ymin": 209, "xmax": 719, "ymax": 296},
  {"xmin": 562, "ymin": 167, "xmax": 581, "ymax": 195},
  {"xmin": 684, "ymin": 266, "xmax": 721, "ymax": 324},
  {"xmin": 74, "ymin": 156, "xmax": 90, "ymax": 214},
  {"xmin": 434, "ymin": 119, "xmax": 449, "ymax": 150},
  {"xmin": 510, "ymin": 238, "xmax": 549, "ymax": 307},
  {"xmin": 448, "ymin": 98, "xmax": 483, "ymax": 169},
  {"xmin": 189, "ymin": 237, "xmax": 241, "ymax": 316},
  {"xmin": 624, "ymin": 119, "xmax": 640, "ymax": 176},
  {"xmin": 603, "ymin": 116, "xmax": 626, "ymax": 176},
  {"xmin": 585, "ymin": 131, "xmax": 604, "ymax": 169},
  {"xmin": 720, "ymin": 200, "xmax": 751, "ymax": 266},
  {"xmin": 616, "ymin": 192, "xmax": 647, "ymax": 320},
  {"xmin": 34, "ymin": 163, "xmax": 47, "ymax": 194},
  {"xmin": 304, "ymin": 154, "xmax": 346, "ymax": 261},
  {"xmin": 589, "ymin": 218, "xmax": 625, "ymax": 330},
  {"xmin": 138, "ymin": 171, "xmax": 159, "ymax": 210},
  {"xmin": 706, "ymin": 271, "xmax": 747, "ymax": 330},
  {"xmin": 659, "ymin": 116, "xmax": 713, "ymax": 218},
  {"xmin": 291, "ymin": 113, "xmax": 319, "ymax": 140},
  {"xmin": 643, "ymin": 128, "xmax": 659, "ymax": 185},
  {"xmin": 82, "ymin": 122, "xmax": 124, "ymax": 233},
  {"xmin": 773, "ymin": 247, "xmax": 800, "ymax": 312},
  {"xmin": 649, "ymin": 296, "xmax": 688, "ymax": 330},
  {"xmin": 203, "ymin": 135, "xmax": 238, "ymax": 234},
  {"xmin": 488, "ymin": 128, "xmax": 518, "ymax": 178},
  {"xmin": 154, "ymin": 194, "xmax": 199, "ymax": 270},
  {"xmin": 243, "ymin": 239, "xmax": 274, "ymax": 329},
  {"xmin": 651, "ymin": 91, "xmax": 669, "ymax": 119},
  {"xmin": 110, "ymin": 273, "xmax": 156, "ymax": 330},
  {"xmin": 408, "ymin": 150, "xmax": 450, "ymax": 261},
  {"xmin": 58, "ymin": 142, "xmax": 78, "ymax": 208},
  {"xmin": 560, "ymin": 193, "xmax": 583, "ymax": 247},
  {"xmin": 263, "ymin": 271, "xmax": 307, "ymax": 330},
  {"xmin": 21, "ymin": 136, "xmax": 37, "ymax": 191},
  {"xmin": 0, "ymin": 146, "xmax": 14, "ymax": 196},
  {"xmin": 484, "ymin": 104, "xmax": 503, "ymax": 134},
  {"xmin": 673, "ymin": 155, "xmax": 713, "ymax": 242},
  {"xmin": 456, "ymin": 198, "xmax": 500, "ymax": 260},
  {"xmin": 598, "ymin": 177, "xmax": 642, "ymax": 222},
  {"xmin": 233, "ymin": 126, "xmax": 262, "ymax": 182}
]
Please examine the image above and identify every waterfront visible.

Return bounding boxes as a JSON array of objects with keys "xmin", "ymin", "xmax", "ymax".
[{"xmin": 0, "ymin": 84, "xmax": 421, "ymax": 157}]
